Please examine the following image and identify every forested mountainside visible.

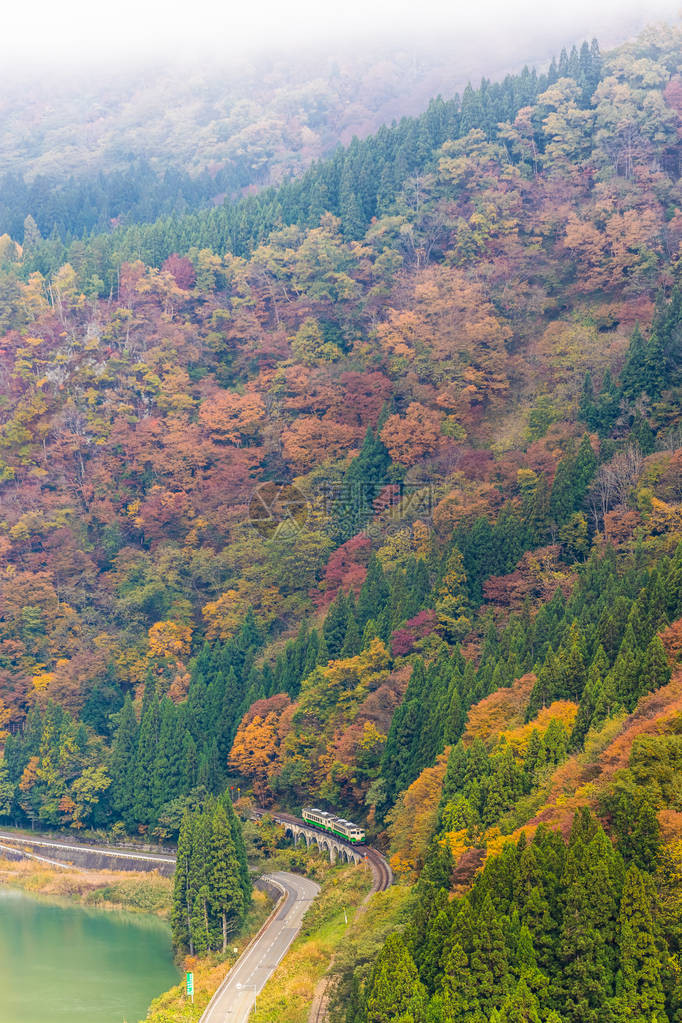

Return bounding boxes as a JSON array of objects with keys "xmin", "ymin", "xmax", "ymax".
[
  {"xmin": 2, "ymin": 19, "xmax": 682, "ymax": 1019},
  {"xmin": 0, "ymin": 40, "xmax": 538, "ymax": 245},
  {"xmin": 13, "ymin": 40, "xmax": 603, "ymax": 280}
]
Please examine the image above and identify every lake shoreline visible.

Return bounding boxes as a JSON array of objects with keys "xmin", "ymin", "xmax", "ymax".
[
  {"xmin": 0, "ymin": 854, "xmax": 174, "ymax": 917},
  {"xmin": 0, "ymin": 884, "xmax": 180, "ymax": 1023}
]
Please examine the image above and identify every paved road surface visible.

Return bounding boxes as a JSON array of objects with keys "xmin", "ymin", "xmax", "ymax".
[{"xmin": 200, "ymin": 870, "xmax": 320, "ymax": 1023}]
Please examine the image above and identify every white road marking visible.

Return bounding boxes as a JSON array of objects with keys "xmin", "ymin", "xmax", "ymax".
[
  {"xmin": 0, "ymin": 841, "xmax": 72, "ymax": 869},
  {"xmin": 200, "ymin": 871, "xmax": 320, "ymax": 1023},
  {"xmin": 0, "ymin": 831, "xmax": 174, "ymax": 865}
]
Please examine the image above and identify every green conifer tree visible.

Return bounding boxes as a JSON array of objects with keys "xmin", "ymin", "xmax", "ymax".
[
  {"xmin": 363, "ymin": 933, "xmax": 428, "ymax": 1023},
  {"xmin": 152, "ymin": 697, "xmax": 183, "ymax": 814},
  {"xmin": 188, "ymin": 808, "xmax": 211, "ymax": 952},
  {"xmin": 636, "ymin": 635, "xmax": 671, "ymax": 705},
  {"xmin": 357, "ymin": 556, "xmax": 389, "ymax": 630},
  {"xmin": 342, "ymin": 604, "xmax": 362, "ymax": 658},
  {"xmin": 579, "ymin": 372, "xmax": 598, "ymax": 430},
  {"xmin": 336, "ymin": 426, "xmax": 390, "ymax": 540},
  {"xmin": 182, "ymin": 732, "xmax": 199, "ymax": 791},
  {"xmin": 419, "ymin": 898, "xmax": 453, "ymax": 993},
  {"xmin": 317, "ymin": 630, "xmax": 330, "ymax": 666},
  {"xmin": 221, "ymin": 789, "xmax": 252, "ymax": 905},
  {"xmin": 132, "ymin": 692, "xmax": 160, "ymax": 828},
  {"xmin": 324, "ymin": 591, "xmax": 349, "ymax": 659},
  {"xmin": 559, "ymin": 823, "xmax": 623, "ymax": 1022},
  {"xmin": 549, "ymin": 449, "xmax": 577, "ymax": 527},
  {"xmin": 665, "ymin": 541, "xmax": 682, "ymax": 619},
  {"xmin": 573, "ymin": 434, "xmax": 597, "ymax": 504},
  {"xmin": 439, "ymin": 941, "xmax": 477, "ymax": 1021},
  {"xmin": 109, "ymin": 692, "xmax": 138, "ymax": 830},
  {"xmin": 621, "ymin": 326, "xmax": 648, "ymax": 401},
  {"xmin": 467, "ymin": 894, "xmax": 510, "ymax": 1014},
  {"xmin": 172, "ymin": 810, "xmax": 195, "ymax": 953},
  {"xmin": 570, "ymin": 646, "xmax": 609, "ymax": 749},
  {"xmin": 493, "ymin": 979, "xmax": 543, "ymax": 1023},
  {"xmin": 608, "ymin": 787, "xmax": 662, "ymax": 871},
  {"xmin": 208, "ymin": 802, "xmax": 245, "ymax": 952},
  {"xmin": 613, "ymin": 866, "xmax": 665, "ymax": 1019}
]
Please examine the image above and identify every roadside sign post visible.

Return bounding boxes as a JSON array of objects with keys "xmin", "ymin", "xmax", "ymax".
[{"xmin": 186, "ymin": 971, "xmax": 194, "ymax": 1004}]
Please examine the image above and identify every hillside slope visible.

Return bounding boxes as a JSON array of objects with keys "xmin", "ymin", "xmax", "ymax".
[
  {"xmin": 0, "ymin": 37, "xmax": 569, "ymax": 244},
  {"xmin": 0, "ymin": 33, "xmax": 681, "ymax": 1018}
]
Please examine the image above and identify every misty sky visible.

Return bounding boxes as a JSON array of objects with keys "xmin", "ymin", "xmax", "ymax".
[{"xmin": 3, "ymin": 0, "xmax": 680, "ymax": 70}]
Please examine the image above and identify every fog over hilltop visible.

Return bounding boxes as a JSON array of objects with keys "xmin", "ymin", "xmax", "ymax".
[{"xmin": 3, "ymin": 0, "xmax": 680, "ymax": 74}]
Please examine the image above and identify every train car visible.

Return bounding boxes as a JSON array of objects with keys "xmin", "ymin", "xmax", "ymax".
[
  {"xmin": 301, "ymin": 807, "xmax": 337, "ymax": 832},
  {"xmin": 301, "ymin": 807, "xmax": 365, "ymax": 843},
  {"xmin": 334, "ymin": 816, "xmax": 366, "ymax": 843}
]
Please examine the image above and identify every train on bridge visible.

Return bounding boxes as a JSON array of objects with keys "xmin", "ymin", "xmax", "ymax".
[
  {"xmin": 252, "ymin": 807, "xmax": 392, "ymax": 890},
  {"xmin": 301, "ymin": 807, "xmax": 365, "ymax": 843}
]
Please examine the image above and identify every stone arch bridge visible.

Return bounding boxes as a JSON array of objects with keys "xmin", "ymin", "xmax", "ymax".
[{"xmin": 252, "ymin": 809, "xmax": 366, "ymax": 865}]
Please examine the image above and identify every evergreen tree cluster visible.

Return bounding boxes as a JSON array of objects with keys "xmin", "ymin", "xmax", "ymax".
[
  {"xmin": 379, "ymin": 537, "xmax": 677, "ymax": 818},
  {"xmin": 580, "ymin": 285, "xmax": 682, "ymax": 448},
  {"xmin": 16, "ymin": 44, "xmax": 603, "ymax": 289},
  {"xmin": 333, "ymin": 426, "xmax": 392, "ymax": 543},
  {"xmin": 527, "ymin": 542, "xmax": 676, "ymax": 736},
  {"xmin": 4, "ymin": 508, "xmax": 675, "ymax": 842},
  {"xmin": 437, "ymin": 725, "xmax": 570, "ymax": 841},
  {"xmin": 381, "ymin": 650, "xmax": 469, "ymax": 811},
  {"xmin": 1, "ymin": 612, "xmax": 264, "ymax": 834},
  {"xmin": 263, "ymin": 553, "xmax": 430, "ymax": 702},
  {"xmin": 1, "ymin": 551, "xmax": 433, "ymax": 833},
  {"xmin": 107, "ymin": 612, "xmax": 265, "ymax": 834},
  {"xmin": 447, "ymin": 434, "xmax": 598, "ymax": 609},
  {"xmin": 353, "ymin": 810, "xmax": 680, "ymax": 1023},
  {"xmin": 0, "ymin": 161, "xmax": 252, "ymax": 247},
  {"xmin": 171, "ymin": 794, "xmax": 251, "ymax": 954}
]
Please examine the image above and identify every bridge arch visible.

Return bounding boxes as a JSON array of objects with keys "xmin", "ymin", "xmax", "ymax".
[
  {"xmin": 251, "ymin": 809, "xmax": 389, "ymax": 885},
  {"xmin": 269, "ymin": 815, "xmax": 364, "ymax": 865}
]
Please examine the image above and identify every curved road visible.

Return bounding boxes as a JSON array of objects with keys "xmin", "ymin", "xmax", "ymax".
[
  {"xmin": 200, "ymin": 870, "xmax": 320, "ymax": 1023},
  {"xmin": 253, "ymin": 810, "xmax": 393, "ymax": 892},
  {"xmin": 0, "ymin": 813, "xmax": 390, "ymax": 1022},
  {"xmin": 0, "ymin": 836, "xmax": 321, "ymax": 1022},
  {"xmin": 0, "ymin": 838, "xmax": 73, "ymax": 869}
]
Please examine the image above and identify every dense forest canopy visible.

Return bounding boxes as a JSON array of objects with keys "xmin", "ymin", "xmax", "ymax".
[
  {"xmin": 1, "ymin": 18, "xmax": 682, "ymax": 1020},
  {"xmin": 0, "ymin": 38, "xmax": 561, "ymax": 245},
  {"xmin": 9, "ymin": 39, "xmax": 606, "ymax": 274}
]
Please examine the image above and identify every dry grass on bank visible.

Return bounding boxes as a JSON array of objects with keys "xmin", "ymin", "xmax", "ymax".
[
  {"xmin": 0, "ymin": 856, "xmax": 173, "ymax": 916},
  {"xmin": 141, "ymin": 888, "xmax": 273, "ymax": 1023}
]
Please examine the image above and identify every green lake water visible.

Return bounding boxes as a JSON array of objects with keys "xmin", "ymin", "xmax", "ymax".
[{"xmin": 0, "ymin": 887, "xmax": 180, "ymax": 1023}]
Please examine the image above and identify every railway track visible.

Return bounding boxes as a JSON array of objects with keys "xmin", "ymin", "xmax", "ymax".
[
  {"xmin": 252, "ymin": 808, "xmax": 393, "ymax": 892},
  {"xmin": 363, "ymin": 846, "xmax": 393, "ymax": 892},
  {"xmin": 308, "ymin": 974, "xmax": 334, "ymax": 1023},
  {"xmin": 301, "ymin": 817, "xmax": 393, "ymax": 1023}
]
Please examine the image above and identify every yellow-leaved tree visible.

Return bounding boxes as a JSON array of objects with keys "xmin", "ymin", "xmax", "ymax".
[{"xmin": 386, "ymin": 750, "xmax": 449, "ymax": 878}]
